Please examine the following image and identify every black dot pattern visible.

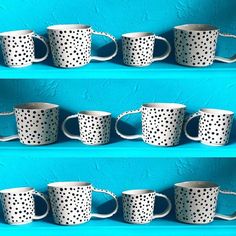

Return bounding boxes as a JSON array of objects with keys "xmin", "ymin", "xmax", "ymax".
[{"xmin": 174, "ymin": 28, "xmax": 218, "ymax": 67}]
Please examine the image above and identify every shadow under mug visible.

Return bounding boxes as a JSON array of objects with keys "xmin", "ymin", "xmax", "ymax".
[
  {"xmin": 47, "ymin": 24, "xmax": 118, "ymax": 68},
  {"xmin": 174, "ymin": 24, "xmax": 236, "ymax": 67},
  {"xmin": 48, "ymin": 181, "xmax": 118, "ymax": 225},
  {"xmin": 122, "ymin": 189, "xmax": 172, "ymax": 224},
  {"xmin": 0, "ymin": 30, "xmax": 49, "ymax": 67},
  {"xmin": 122, "ymin": 32, "xmax": 171, "ymax": 67},
  {"xmin": 0, "ymin": 102, "xmax": 59, "ymax": 145},
  {"xmin": 0, "ymin": 187, "xmax": 50, "ymax": 225},
  {"xmin": 175, "ymin": 181, "xmax": 236, "ymax": 224},
  {"xmin": 115, "ymin": 103, "xmax": 186, "ymax": 146}
]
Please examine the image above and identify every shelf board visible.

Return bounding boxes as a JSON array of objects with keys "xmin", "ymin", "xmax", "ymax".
[
  {"xmin": 0, "ymin": 60, "xmax": 236, "ymax": 79},
  {"xmin": 0, "ymin": 139, "xmax": 236, "ymax": 158},
  {"xmin": 0, "ymin": 218, "xmax": 235, "ymax": 236}
]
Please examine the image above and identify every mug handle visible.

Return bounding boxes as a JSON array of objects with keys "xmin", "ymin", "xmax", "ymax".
[
  {"xmin": 152, "ymin": 193, "xmax": 172, "ymax": 219},
  {"xmin": 214, "ymin": 33, "xmax": 236, "ymax": 63},
  {"xmin": 115, "ymin": 109, "xmax": 143, "ymax": 140},
  {"xmin": 0, "ymin": 111, "xmax": 19, "ymax": 141},
  {"xmin": 152, "ymin": 36, "xmax": 171, "ymax": 62},
  {"xmin": 61, "ymin": 114, "xmax": 81, "ymax": 140},
  {"xmin": 33, "ymin": 191, "xmax": 50, "ymax": 220},
  {"xmin": 184, "ymin": 112, "xmax": 201, "ymax": 141},
  {"xmin": 215, "ymin": 189, "xmax": 236, "ymax": 220},
  {"xmin": 90, "ymin": 30, "xmax": 118, "ymax": 61},
  {"xmin": 91, "ymin": 187, "xmax": 118, "ymax": 218},
  {"xmin": 32, "ymin": 34, "xmax": 49, "ymax": 63}
]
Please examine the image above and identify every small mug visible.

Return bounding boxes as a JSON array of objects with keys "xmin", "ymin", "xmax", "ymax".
[
  {"xmin": 175, "ymin": 181, "xmax": 236, "ymax": 224},
  {"xmin": 0, "ymin": 30, "xmax": 49, "ymax": 67},
  {"xmin": 115, "ymin": 103, "xmax": 186, "ymax": 146},
  {"xmin": 48, "ymin": 24, "xmax": 118, "ymax": 68},
  {"xmin": 48, "ymin": 181, "xmax": 118, "ymax": 225},
  {"xmin": 62, "ymin": 110, "xmax": 111, "ymax": 145},
  {"xmin": 174, "ymin": 24, "xmax": 236, "ymax": 67},
  {"xmin": 0, "ymin": 187, "xmax": 50, "ymax": 225},
  {"xmin": 122, "ymin": 189, "xmax": 172, "ymax": 224},
  {"xmin": 184, "ymin": 108, "xmax": 234, "ymax": 146},
  {"xmin": 0, "ymin": 102, "xmax": 59, "ymax": 145},
  {"xmin": 122, "ymin": 32, "xmax": 171, "ymax": 66}
]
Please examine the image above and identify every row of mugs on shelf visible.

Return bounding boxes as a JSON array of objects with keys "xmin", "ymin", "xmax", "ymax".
[
  {"xmin": 0, "ymin": 102, "xmax": 234, "ymax": 146},
  {"xmin": 0, "ymin": 181, "xmax": 235, "ymax": 226},
  {"xmin": 0, "ymin": 24, "xmax": 236, "ymax": 68}
]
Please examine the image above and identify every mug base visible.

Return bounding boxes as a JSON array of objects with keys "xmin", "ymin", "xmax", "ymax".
[
  {"xmin": 53, "ymin": 63, "xmax": 88, "ymax": 68},
  {"xmin": 54, "ymin": 219, "xmax": 90, "ymax": 226},
  {"xmin": 82, "ymin": 141, "xmax": 110, "ymax": 146},
  {"xmin": 7, "ymin": 220, "xmax": 33, "ymax": 225},
  {"xmin": 176, "ymin": 218, "xmax": 213, "ymax": 225},
  {"xmin": 144, "ymin": 140, "xmax": 179, "ymax": 147},
  {"xmin": 201, "ymin": 141, "xmax": 226, "ymax": 146},
  {"xmin": 20, "ymin": 139, "xmax": 57, "ymax": 146},
  {"xmin": 7, "ymin": 63, "xmax": 33, "ymax": 68},
  {"xmin": 175, "ymin": 60, "xmax": 213, "ymax": 67},
  {"xmin": 124, "ymin": 219, "xmax": 151, "ymax": 224},
  {"xmin": 123, "ymin": 62, "xmax": 152, "ymax": 67}
]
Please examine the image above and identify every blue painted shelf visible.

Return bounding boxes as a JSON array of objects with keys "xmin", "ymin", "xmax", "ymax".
[
  {"xmin": 0, "ymin": 61, "xmax": 236, "ymax": 79},
  {"xmin": 0, "ymin": 139, "xmax": 236, "ymax": 158},
  {"xmin": 0, "ymin": 218, "xmax": 235, "ymax": 236}
]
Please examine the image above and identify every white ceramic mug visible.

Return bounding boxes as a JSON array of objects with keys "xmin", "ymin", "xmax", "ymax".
[
  {"xmin": 0, "ymin": 30, "xmax": 49, "ymax": 67},
  {"xmin": 48, "ymin": 24, "xmax": 118, "ymax": 68},
  {"xmin": 48, "ymin": 181, "xmax": 118, "ymax": 225},
  {"xmin": 175, "ymin": 181, "xmax": 236, "ymax": 224},
  {"xmin": 0, "ymin": 187, "xmax": 50, "ymax": 225},
  {"xmin": 174, "ymin": 24, "xmax": 236, "ymax": 67},
  {"xmin": 122, "ymin": 189, "xmax": 172, "ymax": 224},
  {"xmin": 115, "ymin": 103, "xmax": 186, "ymax": 146},
  {"xmin": 62, "ymin": 110, "xmax": 111, "ymax": 145},
  {"xmin": 122, "ymin": 32, "xmax": 171, "ymax": 66},
  {"xmin": 0, "ymin": 102, "xmax": 59, "ymax": 145},
  {"xmin": 184, "ymin": 108, "xmax": 234, "ymax": 146}
]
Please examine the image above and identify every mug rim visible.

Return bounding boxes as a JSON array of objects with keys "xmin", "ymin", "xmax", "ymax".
[
  {"xmin": 175, "ymin": 181, "xmax": 219, "ymax": 189},
  {"xmin": 0, "ymin": 187, "xmax": 34, "ymax": 194},
  {"xmin": 47, "ymin": 24, "xmax": 91, "ymax": 31},
  {"xmin": 200, "ymin": 108, "xmax": 234, "ymax": 115},
  {"xmin": 15, "ymin": 102, "xmax": 59, "ymax": 110},
  {"xmin": 79, "ymin": 110, "xmax": 111, "ymax": 117},
  {"xmin": 122, "ymin": 189, "xmax": 155, "ymax": 195},
  {"xmin": 0, "ymin": 30, "xmax": 33, "ymax": 37},
  {"xmin": 174, "ymin": 24, "xmax": 218, "ymax": 32},
  {"xmin": 122, "ymin": 32, "xmax": 154, "ymax": 38},
  {"xmin": 142, "ymin": 103, "xmax": 186, "ymax": 109},
  {"xmin": 48, "ymin": 181, "xmax": 92, "ymax": 188}
]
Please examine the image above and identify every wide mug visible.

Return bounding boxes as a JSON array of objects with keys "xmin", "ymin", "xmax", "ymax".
[
  {"xmin": 47, "ymin": 24, "xmax": 118, "ymax": 68},
  {"xmin": 0, "ymin": 187, "xmax": 49, "ymax": 225},
  {"xmin": 175, "ymin": 181, "xmax": 236, "ymax": 224},
  {"xmin": 122, "ymin": 189, "xmax": 171, "ymax": 224},
  {"xmin": 115, "ymin": 103, "xmax": 186, "ymax": 146},
  {"xmin": 48, "ymin": 181, "xmax": 118, "ymax": 225},
  {"xmin": 174, "ymin": 24, "xmax": 236, "ymax": 67},
  {"xmin": 184, "ymin": 108, "xmax": 234, "ymax": 146},
  {"xmin": 62, "ymin": 110, "xmax": 111, "ymax": 145},
  {"xmin": 0, "ymin": 102, "xmax": 59, "ymax": 145},
  {"xmin": 122, "ymin": 32, "xmax": 171, "ymax": 67},
  {"xmin": 0, "ymin": 30, "xmax": 49, "ymax": 67}
]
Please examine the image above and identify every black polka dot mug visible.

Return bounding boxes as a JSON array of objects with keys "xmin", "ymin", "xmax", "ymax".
[
  {"xmin": 174, "ymin": 24, "xmax": 236, "ymax": 67},
  {"xmin": 122, "ymin": 32, "xmax": 171, "ymax": 66},
  {"xmin": 0, "ymin": 30, "xmax": 49, "ymax": 67},
  {"xmin": 62, "ymin": 110, "xmax": 111, "ymax": 145},
  {"xmin": 115, "ymin": 103, "xmax": 186, "ymax": 146},
  {"xmin": 175, "ymin": 181, "xmax": 236, "ymax": 224},
  {"xmin": 48, "ymin": 181, "xmax": 118, "ymax": 225},
  {"xmin": 0, "ymin": 187, "xmax": 50, "ymax": 225},
  {"xmin": 47, "ymin": 24, "xmax": 118, "ymax": 68},
  {"xmin": 122, "ymin": 189, "xmax": 172, "ymax": 224},
  {"xmin": 184, "ymin": 108, "xmax": 234, "ymax": 146},
  {"xmin": 0, "ymin": 102, "xmax": 59, "ymax": 145}
]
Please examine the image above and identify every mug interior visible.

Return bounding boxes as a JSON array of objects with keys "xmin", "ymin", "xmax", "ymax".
[
  {"xmin": 122, "ymin": 189, "xmax": 154, "ymax": 195},
  {"xmin": 143, "ymin": 103, "xmax": 186, "ymax": 109},
  {"xmin": 175, "ymin": 181, "xmax": 218, "ymax": 189},
  {"xmin": 0, "ymin": 187, "xmax": 33, "ymax": 194},
  {"xmin": 175, "ymin": 24, "xmax": 218, "ymax": 32},
  {"xmin": 47, "ymin": 24, "xmax": 91, "ymax": 31},
  {"xmin": 15, "ymin": 102, "xmax": 58, "ymax": 110},
  {"xmin": 0, "ymin": 30, "xmax": 33, "ymax": 37},
  {"xmin": 48, "ymin": 181, "xmax": 91, "ymax": 188},
  {"xmin": 122, "ymin": 32, "xmax": 154, "ymax": 38},
  {"xmin": 79, "ymin": 110, "xmax": 111, "ymax": 117},
  {"xmin": 201, "ymin": 108, "xmax": 234, "ymax": 115}
]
